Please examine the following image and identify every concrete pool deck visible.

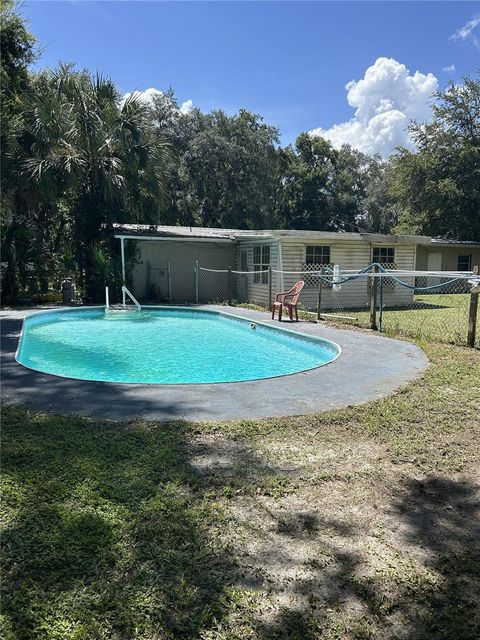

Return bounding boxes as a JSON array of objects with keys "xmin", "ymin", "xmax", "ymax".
[{"xmin": 0, "ymin": 306, "xmax": 429, "ymax": 422}]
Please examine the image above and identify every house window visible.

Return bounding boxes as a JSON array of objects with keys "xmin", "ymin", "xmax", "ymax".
[
  {"xmin": 373, "ymin": 247, "xmax": 395, "ymax": 265},
  {"xmin": 253, "ymin": 245, "xmax": 270, "ymax": 284},
  {"xmin": 303, "ymin": 246, "xmax": 331, "ymax": 287},
  {"xmin": 458, "ymin": 255, "xmax": 472, "ymax": 271},
  {"xmin": 305, "ymin": 245, "xmax": 331, "ymax": 265},
  {"xmin": 372, "ymin": 247, "xmax": 396, "ymax": 292}
]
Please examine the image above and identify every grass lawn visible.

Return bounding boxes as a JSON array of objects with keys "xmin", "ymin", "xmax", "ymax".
[
  {"xmin": 341, "ymin": 294, "xmax": 475, "ymax": 346},
  {"xmin": 241, "ymin": 293, "xmax": 478, "ymax": 346},
  {"xmin": 1, "ymin": 342, "xmax": 479, "ymax": 639}
]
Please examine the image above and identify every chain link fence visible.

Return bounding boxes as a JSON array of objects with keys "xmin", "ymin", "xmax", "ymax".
[
  {"xmin": 194, "ymin": 262, "xmax": 479, "ymax": 348},
  {"xmin": 197, "ymin": 266, "xmax": 271, "ymax": 306},
  {"xmin": 197, "ymin": 267, "xmax": 229, "ymax": 304},
  {"xmin": 313, "ymin": 269, "xmax": 478, "ymax": 347}
]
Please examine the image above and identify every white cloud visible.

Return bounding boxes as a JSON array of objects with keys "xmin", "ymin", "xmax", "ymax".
[
  {"xmin": 309, "ymin": 57, "xmax": 438, "ymax": 157},
  {"xmin": 450, "ymin": 14, "xmax": 480, "ymax": 47},
  {"xmin": 121, "ymin": 87, "xmax": 164, "ymax": 107},
  {"xmin": 121, "ymin": 88, "xmax": 194, "ymax": 115},
  {"xmin": 442, "ymin": 64, "xmax": 456, "ymax": 73},
  {"xmin": 179, "ymin": 99, "xmax": 194, "ymax": 114}
]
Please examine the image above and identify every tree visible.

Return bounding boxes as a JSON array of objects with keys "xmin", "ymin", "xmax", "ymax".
[
  {"xmin": 360, "ymin": 159, "xmax": 400, "ymax": 233},
  {"xmin": 392, "ymin": 74, "xmax": 480, "ymax": 241},
  {"xmin": 0, "ymin": 0, "xmax": 37, "ymax": 302},
  {"xmin": 11, "ymin": 65, "xmax": 169, "ymax": 300},
  {"xmin": 278, "ymin": 134, "xmax": 336, "ymax": 230},
  {"xmin": 277, "ymin": 134, "xmax": 387, "ymax": 232},
  {"xmin": 151, "ymin": 100, "xmax": 281, "ymax": 229},
  {"xmin": 0, "ymin": 0, "xmax": 172, "ymax": 304}
]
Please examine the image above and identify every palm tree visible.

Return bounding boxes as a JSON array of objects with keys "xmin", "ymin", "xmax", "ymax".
[{"xmin": 18, "ymin": 64, "xmax": 169, "ymax": 298}]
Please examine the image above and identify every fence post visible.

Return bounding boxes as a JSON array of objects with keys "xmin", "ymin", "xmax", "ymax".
[
  {"xmin": 268, "ymin": 266, "xmax": 272, "ymax": 311},
  {"xmin": 370, "ymin": 265, "xmax": 378, "ymax": 331},
  {"xmin": 167, "ymin": 261, "xmax": 172, "ymax": 302},
  {"xmin": 467, "ymin": 265, "xmax": 479, "ymax": 348},
  {"xmin": 317, "ymin": 277, "xmax": 323, "ymax": 321},
  {"xmin": 194, "ymin": 260, "xmax": 199, "ymax": 304},
  {"xmin": 227, "ymin": 266, "xmax": 232, "ymax": 306}
]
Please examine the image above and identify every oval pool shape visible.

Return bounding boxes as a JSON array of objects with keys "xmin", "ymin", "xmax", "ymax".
[{"xmin": 16, "ymin": 308, "xmax": 341, "ymax": 384}]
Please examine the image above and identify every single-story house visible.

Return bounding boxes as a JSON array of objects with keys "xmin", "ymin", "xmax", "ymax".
[{"xmin": 112, "ymin": 224, "xmax": 480, "ymax": 310}]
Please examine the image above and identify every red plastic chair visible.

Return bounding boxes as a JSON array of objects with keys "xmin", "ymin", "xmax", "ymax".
[{"xmin": 271, "ymin": 280, "xmax": 305, "ymax": 321}]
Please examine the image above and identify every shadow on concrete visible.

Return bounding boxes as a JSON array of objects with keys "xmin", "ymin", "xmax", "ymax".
[{"xmin": 1, "ymin": 318, "xmax": 205, "ymax": 421}]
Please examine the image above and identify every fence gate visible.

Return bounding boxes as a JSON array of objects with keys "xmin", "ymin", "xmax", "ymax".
[{"xmin": 146, "ymin": 261, "xmax": 171, "ymax": 302}]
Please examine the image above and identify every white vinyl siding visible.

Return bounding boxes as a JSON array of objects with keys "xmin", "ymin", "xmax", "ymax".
[
  {"xmin": 279, "ymin": 239, "xmax": 416, "ymax": 311},
  {"xmin": 280, "ymin": 239, "xmax": 371, "ymax": 310},
  {"xmin": 234, "ymin": 239, "xmax": 280, "ymax": 307}
]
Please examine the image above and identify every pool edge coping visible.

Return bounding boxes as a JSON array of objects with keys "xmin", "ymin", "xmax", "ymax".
[{"xmin": 14, "ymin": 305, "xmax": 342, "ymax": 386}]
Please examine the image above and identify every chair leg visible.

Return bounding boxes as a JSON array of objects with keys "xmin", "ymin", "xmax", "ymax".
[
  {"xmin": 272, "ymin": 305, "xmax": 275, "ymax": 320},
  {"xmin": 279, "ymin": 304, "xmax": 282, "ymax": 321},
  {"xmin": 295, "ymin": 305, "xmax": 298, "ymax": 321}
]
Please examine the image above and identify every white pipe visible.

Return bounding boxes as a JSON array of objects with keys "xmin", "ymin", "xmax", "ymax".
[
  {"xmin": 333, "ymin": 264, "xmax": 341, "ymax": 291},
  {"xmin": 120, "ymin": 237, "xmax": 126, "ymax": 306},
  {"xmin": 277, "ymin": 239, "xmax": 284, "ymax": 292},
  {"xmin": 120, "ymin": 236, "xmax": 126, "ymax": 283},
  {"xmin": 105, "ymin": 286, "xmax": 110, "ymax": 311}
]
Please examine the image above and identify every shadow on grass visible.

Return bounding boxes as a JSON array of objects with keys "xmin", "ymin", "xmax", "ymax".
[
  {"xmin": 247, "ymin": 476, "xmax": 480, "ymax": 640},
  {"xmin": 0, "ymin": 407, "xmax": 279, "ymax": 639},
  {"xmin": 2, "ymin": 403, "xmax": 479, "ymax": 639}
]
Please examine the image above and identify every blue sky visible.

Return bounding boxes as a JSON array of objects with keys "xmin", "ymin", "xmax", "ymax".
[{"xmin": 24, "ymin": 1, "xmax": 480, "ymax": 153}]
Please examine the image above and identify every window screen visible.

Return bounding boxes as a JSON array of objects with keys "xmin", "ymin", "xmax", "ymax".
[
  {"xmin": 458, "ymin": 255, "xmax": 472, "ymax": 271},
  {"xmin": 305, "ymin": 246, "xmax": 331, "ymax": 265},
  {"xmin": 373, "ymin": 247, "xmax": 395, "ymax": 264},
  {"xmin": 253, "ymin": 245, "xmax": 270, "ymax": 284}
]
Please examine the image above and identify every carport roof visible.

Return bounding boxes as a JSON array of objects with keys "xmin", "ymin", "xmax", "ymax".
[
  {"xmin": 112, "ymin": 223, "xmax": 432, "ymax": 244},
  {"xmin": 112, "ymin": 223, "xmax": 272, "ymax": 240},
  {"xmin": 114, "ymin": 224, "xmax": 478, "ymax": 247}
]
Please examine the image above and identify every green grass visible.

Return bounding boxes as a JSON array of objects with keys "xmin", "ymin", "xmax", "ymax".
[
  {"xmin": 240, "ymin": 294, "xmax": 478, "ymax": 346},
  {"xmin": 342, "ymin": 293, "xmax": 475, "ymax": 346},
  {"xmin": 2, "ymin": 342, "xmax": 480, "ymax": 639}
]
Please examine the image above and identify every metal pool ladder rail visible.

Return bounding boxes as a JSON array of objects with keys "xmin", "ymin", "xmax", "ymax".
[
  {"xmin": 105, "ymin": 286, "xmax": 142, "ymax": 313},
  {"xmin": 121, "ymin": 285, "xmax": 141, "ymax": 310}
]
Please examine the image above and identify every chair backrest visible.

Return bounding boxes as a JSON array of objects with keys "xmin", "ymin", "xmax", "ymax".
[{"xmin": 287, "ymin": 280, "xmax": 305, "ymax": 304}]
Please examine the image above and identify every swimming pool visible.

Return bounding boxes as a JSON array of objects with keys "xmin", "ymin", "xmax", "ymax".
[{"xmin": 16, "ymin": 307, "xmax": 341, "ymax": 384}]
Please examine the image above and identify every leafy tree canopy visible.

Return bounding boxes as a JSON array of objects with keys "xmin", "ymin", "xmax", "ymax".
[
  {"xmin": 392, "ymin": 74, "xmax": 480, "ymax": 241},
  {"xmin": 1, "ymin": 2, "xmax": 479, "ymax": 304}
]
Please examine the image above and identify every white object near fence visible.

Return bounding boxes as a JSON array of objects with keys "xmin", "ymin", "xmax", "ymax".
[
  {"xmin": 333, "ymin": 264, "xmax": 341, "ymax": 292},
  {"xmin": 468, "ymin": 276, "xmax": 480, "ymax": 294}
]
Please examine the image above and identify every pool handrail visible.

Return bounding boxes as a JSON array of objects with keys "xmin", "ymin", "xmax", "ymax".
[{"xmin": 122, "ymin": 285, "xmax": 141, "ymax": 311}]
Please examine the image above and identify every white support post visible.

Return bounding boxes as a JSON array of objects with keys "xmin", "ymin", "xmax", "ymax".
[
  {"xmin": 120, "ymin": 236, "xmax": 126, "ymax": 306},
  {"xmin": 105, "ymin": 286, "xmax": 110, "ymax": 311},
  {"xmin": 167, "ymin": 261, "xmax": 172, "ymax": 301},
  {"xmin": 195, "ymin": 260, "xmax": 199, "ymax": 304}
]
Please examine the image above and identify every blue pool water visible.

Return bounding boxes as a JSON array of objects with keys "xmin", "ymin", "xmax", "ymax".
[{"xmin": 17, "ymin": 308, "xmax": 340, "ymax": 384}]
